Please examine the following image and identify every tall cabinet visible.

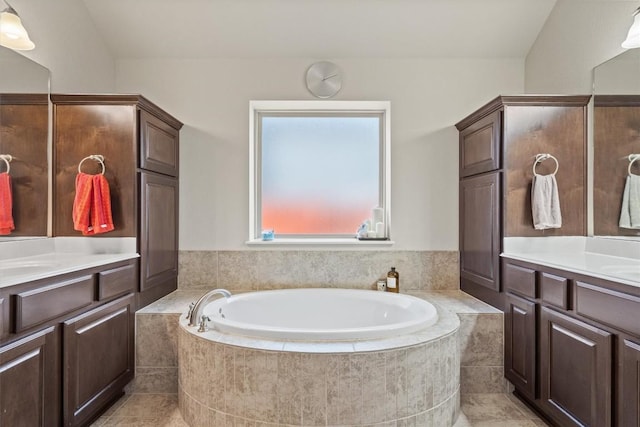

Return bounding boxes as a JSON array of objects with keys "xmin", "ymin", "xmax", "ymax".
[
  {"xmin": 455, "ymin": 95, "xmax": 590, "ymax": 310},
  {"xmin": 52, "ymin": 95, "xmax": 183, "ymax": 308}
]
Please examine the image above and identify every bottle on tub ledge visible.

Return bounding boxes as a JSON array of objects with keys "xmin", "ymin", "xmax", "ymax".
[{"xmin": 386, "ymin": 267, "xmax": 399, "ymax": 293}]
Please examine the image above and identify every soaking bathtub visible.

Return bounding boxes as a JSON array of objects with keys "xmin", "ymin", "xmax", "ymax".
[{"xmin": 178, "ymin": 288, "xmax": 460, "ymax": 426}]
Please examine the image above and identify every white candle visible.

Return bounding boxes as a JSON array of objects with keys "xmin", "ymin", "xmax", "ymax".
[{"xmin": 372, "ymin": 207, "xmax": 384, "ymax": 226}]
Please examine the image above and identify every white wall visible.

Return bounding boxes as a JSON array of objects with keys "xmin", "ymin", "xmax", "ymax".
[
  {"xmin": 11, "ymin": 0, "xmax": 115, "ymax": 92},
  {"xmin": 116, "ymin": 58, "xmax": 524, "ymax": 251},
  {"xmin": 526, "ymin": 0, "xmax": 635, "ymax": 94}
]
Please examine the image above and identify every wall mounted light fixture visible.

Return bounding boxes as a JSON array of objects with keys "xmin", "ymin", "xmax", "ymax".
[
  {"xmin": 0, "ymin": 0, "xmax": 34, "ymax": 50},
  {"xmin": 622, "ymin": 6, "xmax": 640, "ymax": 49}
]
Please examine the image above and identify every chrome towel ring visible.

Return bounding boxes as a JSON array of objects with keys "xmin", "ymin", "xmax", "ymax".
[
  {"xmin": 0, "ymin": 154, "xmax": 12, "ymax": 174},
  {"xmin": 78, "ymin": 154, "xmax": 105, "ymax": 175},
  {"xmin": 533, "ymin": 153, "xmax": 559, "ymax": 177},
  {"xmin": 628, "ymin": 154, "xmax": 640, "ymax": 176}
]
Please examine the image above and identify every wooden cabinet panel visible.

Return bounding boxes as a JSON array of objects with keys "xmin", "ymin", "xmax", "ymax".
[
  {"xmin": 98, "ymin": 261, "xmax": 137, "ymax": 300},
  {"xmin": 63, "ymin": 294, "xmax": 134, "ymax": 427},
  {"xmin": 505, "ymin": 293, "xmax": 536, "ymax": 399},
  {"xmin": 460, "ymin": 172, "xmax": 501, "ymax": 293},
  {"xmin": 540, "ymin": 272, "xmax": 569, "ymax": 310},
  {"xmin": 53, "ymin": 102, "xmax": 137, "ymax": 237},
  {"xmin": 575, "ymin": 281, "xmax": 640, "ymax": 337},
  {"xmin": 540, "ymin": 307, "xmax": 612, "ymax": 427},
  {"xmin": 459, "ymin": 111, "xmax": 501, "ymax": 177},
  {"xmin": 0, "ymin": 326, "xmax": 59, "ymax": 426},
  {"xmin": 503, "ymin": 104, "xmax": 587, "ymax": 237},
  {"xmin": 139, "ymin": 110, "xmax": 179, "ymax": 177},
  {"xmin": 140, "ymin": 172, "xmax": 178, "ymax": 294},
  {"xmin": 620, "ymin": 338, "xmax": 640, "ymax": 427},
  {"xmin": 15, "ymin": 275, "xmax": 95, "ymax": 333},
  {"xmin": 460, "ymin": 111, "xmax": 502, "ymax": 177},
  {"xmin": 504, "ymin": 262, "xmax": 536, "ymax": 299}
]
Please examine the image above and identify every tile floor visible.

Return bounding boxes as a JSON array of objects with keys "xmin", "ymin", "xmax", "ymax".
[{"xmin": 90, "ymin": 392, "xmax": 549, "ymax": 426}]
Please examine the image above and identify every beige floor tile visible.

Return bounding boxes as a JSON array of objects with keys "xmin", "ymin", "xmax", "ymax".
[
  {"xmin": 460, "ymin": 393, "xmax": 531, "ymax": 422},
  {"xmin": 89, "ymin": 417, "xmax": 109, "ymax": 426},
  {"xmin": 452, "ymin": 413, "xmax": 473, "ymax": 426},
  {"xmin": 505, "ymin": 393, "xmax": 544, "ymax": 419},
  {"xmin": 469, "ymin": 421, "xmax": 540, "ymax": 427},
  {"xmin": 108, "ymin": 394, "xmax": 181, "ymax": 419},
  {"xmin": 103, "ymin": 416, "xmax": 188, "ymax": 426},
  {"xmin": 94, "ymin": 392, "xmax": 550, "ymax": 426},
  {"xmin": 530, "ymin": 419, "xmax": 552, "ymax": 426}
]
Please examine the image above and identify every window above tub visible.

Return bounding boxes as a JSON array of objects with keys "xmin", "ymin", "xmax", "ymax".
[{"xmin": 248, "ymin": 100, "xmax": 392, "ymax": 245}]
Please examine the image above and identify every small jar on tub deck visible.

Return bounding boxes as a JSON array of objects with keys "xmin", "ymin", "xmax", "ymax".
[{"xmin": 386, "ymin": 267, "xmax": 399, "ymax": 293}]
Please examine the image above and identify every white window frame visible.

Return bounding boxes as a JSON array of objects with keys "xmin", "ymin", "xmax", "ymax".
[{"xmin": 248, "ymin": 100, "xmax": 392, "ymax": 244}]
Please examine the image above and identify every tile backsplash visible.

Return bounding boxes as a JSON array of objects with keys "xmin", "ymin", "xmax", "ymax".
[{"xmin": 178, "ymin": 250, "xmax": 459, "ymax": 292}]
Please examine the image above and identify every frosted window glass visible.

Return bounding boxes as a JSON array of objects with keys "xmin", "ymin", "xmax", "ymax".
[{"xmin": 261, "ymin": 116, "xmax": 380, "ymax": 235}]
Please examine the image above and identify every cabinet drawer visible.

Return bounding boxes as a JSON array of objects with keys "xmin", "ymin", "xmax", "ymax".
[
  {"xmin": 576, "ymin": 281, "xmax": 640, "ymax": 336},
  {"xmin": 503, "ymin": 262, "xmax": 536, "ymax": 299},
  {"xmin": 98, "ymin": 263, "xmax": 137, "ymax": 300},
  {"xmin": 15, "ymin": 275, "xmax": 95, "ymax": 333},
  {"xmin": 139, "ymin": 110, "xmax": 179, "ymax": 176},
  {"xmin": 540, "ymin": 272, "xmax": 569, "ymax": 310}
]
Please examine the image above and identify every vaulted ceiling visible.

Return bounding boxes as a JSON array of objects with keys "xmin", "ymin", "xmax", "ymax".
[{"xmin": 82, "ymin": 0, "xmax": 558, "ymax": 59}]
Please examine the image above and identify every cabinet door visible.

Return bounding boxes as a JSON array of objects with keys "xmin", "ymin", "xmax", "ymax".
[
  {"xmin": 0, "ymin": 326, "xmax": 59, "ymax": 426},
  {"xmin": 139, "ymin": 110, "xmax": 179, "ymax": 176},
  {"xmin": 620, "ymin": 338, "xmax": 640, "ymax": 427},
  {"xmin": 540, "ymin": 307, "xmax": 612, "ymax": 427},
  {"xmin": 139, "ymin": 171, "xmax": 178, "ymax": 306},
  {"xmin": 459, "ymin": 172, "xmax": 501, "ymax": 307},
  {"xmin": 459, "ymin": 110, "xmax": 501, "ymax": 177},
  {"xmin": 504, "ymin": 293, "xmax": 536, "ymax": 399},
  {"xmin": 63, "ymin": 294, "xmax": 135, "ymax": 427}
]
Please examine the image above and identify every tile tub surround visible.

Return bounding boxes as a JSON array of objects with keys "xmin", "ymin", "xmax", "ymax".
[
  {"xmin": 177, "ymin": 305, "xmax": 460, "ymax": 426},
  {"xmin": 411, "ymin": 292, "xmax": 509, "ymax": 394},
  {"xmin": 133, "ymin": 290, "xmax": 504, "ymax": 397},
  {"xmin": 178, "ymin": 250, "xmax": 459, "ymax": 292}
]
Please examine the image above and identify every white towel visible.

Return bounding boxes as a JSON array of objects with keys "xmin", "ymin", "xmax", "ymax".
[
  {"xmin": 532, "ymin": 174, "xmax": 562, "ymax": 230},
  {"xmin": 619, "ymin": 174, "xmax": 640, "ymax": 229}
]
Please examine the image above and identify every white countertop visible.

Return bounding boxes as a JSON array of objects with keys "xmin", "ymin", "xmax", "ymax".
[
  {"xmin": 503, "ymin": 237, "xmax": 640, "ymax": 288},
  {"xmin": 0, "ymin": 237, "xmax": 138, "ymax": 289},
  {"xmin": 0, "ymin": 252, "xmax": 139, "ymax": 288}
]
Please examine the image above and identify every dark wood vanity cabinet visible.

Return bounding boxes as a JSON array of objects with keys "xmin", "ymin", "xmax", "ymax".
[
  {"xmin": 0, "ymin": 258, "xmax": 137, "ymax": 426},
  {"xmin": 504, "ymin": 293, "xmax": 536, "ymax": 400},
  {"xmin": 459, "ymin": 172, "xmax": 501, "ymax": 305},
  {"xmin": 455, "ymin": 96, "xmax": 590, "ymax": 310},
  {"xmin": 63, "ymin": 294, "xmax": 135, "ymax": 427},
  {"xmin": 503, "ymin": 257, "xmax": 640, "ymax": 427},
  {"xmin": 52, "ymin": 95, "xmax": 183, "ymax": 309},
  {"xmin": 621, "ymin": 338, "xmax": 640, "ymax": 427},
  {"xmin": 139, "ymin": 172, "xmax": 178, "ymax": 305},
  {"xmin": 0, "ymin": 325, "xmax": 60, "ymax": 426},
  {"xmin": 540, "ymin": 307, "xmax": 613, "ymax": 427}
]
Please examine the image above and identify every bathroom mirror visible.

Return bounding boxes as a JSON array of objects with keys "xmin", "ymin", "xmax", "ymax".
[
  {"xmin": 593, "ymin": 49, "xmax": 640, "ymax": 238},
  {"xmin": 0, "ymin": 46, "xmax": 50, "ymax": 241}
]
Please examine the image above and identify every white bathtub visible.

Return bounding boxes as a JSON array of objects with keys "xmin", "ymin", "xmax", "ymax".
[{"xmin": 202, "ymin": 288, "xmax": 438, "ymax": 341}]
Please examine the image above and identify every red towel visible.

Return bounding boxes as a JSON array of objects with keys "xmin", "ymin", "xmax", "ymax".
[
  {"xmin": 0, "ymin": 172, "xmax": 14, "ymax": 235},
  {"xmin": 73, "ymin": 173, "xmax": 93, "ymax": 234},
  {"xmin": 91, "ymin": 174, "xmax": 114, "ymax": 234},
  {"xmin": 72, "ymin": 173, "xmax": 114, "ymax": 235}
]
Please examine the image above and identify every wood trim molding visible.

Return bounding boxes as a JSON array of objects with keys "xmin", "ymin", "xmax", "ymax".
[
  {"xmin": 594, "ymin": 94, "xmax": 640, "ymax": 107},
  {"xmin": 0, "ymin": 93, "xmax": 49, "ymax": 105},
  {"xmin": 455, "ymin": 95, "xmax": 591, "ymax": 131},
  {"xmin": 51, "ymin": 94, "xmax": 183, "ymax": 130}
]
